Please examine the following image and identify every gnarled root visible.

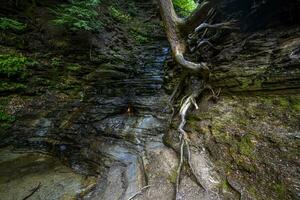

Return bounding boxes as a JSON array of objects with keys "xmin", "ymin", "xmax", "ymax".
[
  {"xmin": 127, "ymin": 185, "xmax": 152, "ymax": 200},
  {"xmin": 190, "ymin": 39, "xmax": 218, "ymax": 52},
  {"xmin": 195, "ymin": 21, "xmax": 239, "ymax": 33},
  {"xmin": 174, "ymin": 53, "xmax": 209, "ymax": 77},
  {"xmin": 175, "ymin": 84, "xmax": 204, "ymax": 199},
  {"xmin": 174, "ymin": 83, "xmax": 221, "ymax": 199}
]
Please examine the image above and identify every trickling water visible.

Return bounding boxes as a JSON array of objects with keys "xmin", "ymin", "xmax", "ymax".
[{"xmin": 0, "ymin": 43, "xmax": 177, "ymax": 200}]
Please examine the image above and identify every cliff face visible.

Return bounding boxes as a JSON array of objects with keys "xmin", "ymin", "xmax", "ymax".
[
  {"xmin": 165, "ymin": 0, "xmax": 300, "ymax": 199},
  {"xmin": 210, "ymin": 26, "xmax": 300, "ymax": 92},
  {"xmin": 0, "ymin": 0, "xmax": 299, "ymax": 199},
  {"xmin": 216, "ymin": 0, "xmax": 300, "ymax": 31},
  {"xmin": 0, "ymin": 1, "xmax": 175, "ymax": 200}
]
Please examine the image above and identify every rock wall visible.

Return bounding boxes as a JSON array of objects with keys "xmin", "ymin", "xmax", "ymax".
[
  {"xmin": 0, "ymin": 0, "xmax": 299, "ymax": 199},
  {"xmin": 165, "ymin": 0, "xmax": 300, "ymax": 199}
]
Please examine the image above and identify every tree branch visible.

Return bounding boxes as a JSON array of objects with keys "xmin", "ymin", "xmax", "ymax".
[{"xmin": 178, "ymin": 0, "xmax": 214, "ymax": 35}]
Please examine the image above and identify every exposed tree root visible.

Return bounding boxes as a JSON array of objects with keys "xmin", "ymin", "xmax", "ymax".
[
  {"xmin": 156, "ymin": 1, "xmax": 234, "ymax": 198},
  {"xmin": 166, "ymin": 73, "xmax": 188, "ymax": 125},
  {"xmin": 174, "ymin": 53, "xmax": 209, "ymax": 75},
  {"xmin": 175, "ymin": 81, "xmax": 204, "ymax": 199},
  {"xmin": 195, "ymin": 21, "xmax": 238, "ymax": 33},
  {"xmin": 127, "ymin": 185, "xmax": 152, "ymax": 200},
  {"xmin": 174, "ymin": 81, "xmax": 221, "ymax": 199},
  {"xmin": 176, "ymin": 135, "xmax": 185, "ymax": 197},
  {"xmin": 190, "ymin": 39, "xmax": 218, "ymax": 52},
  {"xmin": 22, "ymin": 182, "xmax": 41, "ymax": 200}
]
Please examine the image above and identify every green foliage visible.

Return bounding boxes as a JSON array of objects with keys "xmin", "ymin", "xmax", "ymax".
[
  {"xmin": 220, "ymin": 180, "xmax": 230, "ymax": 192},
  {"xmin": 67, "ymin": 63, "xmax": 81, "ymax": 71},
  {"xmin": 51, "ymin": 57, "xmax": 62, "ymax": 67},
  {"xmin": 237, "ymin": 135, "xmax": 255, "ymax": 157},
  {"xmin": 290, "ymin": 96, "xmax": 300, "ymax": 112},
  {"xmin": 0, "ymin": 98, "xmax": 15, "ymax": 130},
  {"xmin": 0, "ymin": 54, "xmax": 27, "ymax": 77},
  {"xmin": 51, "ymin": 0, "xmax": 102, "ymax": 31},
  {"xmin": 0, "ymin": 112, "xmax": 15, "ymax": 122},
  {"xmin": 0, "ymin": 82, "xmax": 26, "ymax": 92},
  {"xmin": 130, "ymin": 29, "xmax": 149, "ymax": 44},
  {"xmin": 109, "ymin": 6, "xmax": 131, "ymax": 23},
  {"xmin": 274, "ymin": 182, "xmax": 287, "ymax": 199},
  {"xmin": 129, "ymin": 21, "xmax": 158, "ymax": 44},
  {"xmin": 0, "ymin": 17, "xmax": 26, "ymax": 31},
  {"xmin": 173, "ymin": 0, "xmax": 197, "ymax": 16},
  {"xmin": 0, "ymin": 111, "xmax": 15, "ymax": 130},
  {"xmin": 167, "ymin": 168, "xmax": 178, "ymax": 184}
]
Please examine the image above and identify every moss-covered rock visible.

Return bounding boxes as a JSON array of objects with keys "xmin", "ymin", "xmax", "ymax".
[{"xmin": 179, "ymin": 94, "xmax": 300, "ymax": 199}]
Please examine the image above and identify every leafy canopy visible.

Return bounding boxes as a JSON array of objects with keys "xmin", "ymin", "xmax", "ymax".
[
  {"xmin": 173, "ymin": 0, "xmax": 197, "ymax": 16},
  {"xmin": 51, "ymin": 0, "xmax": 102, "ymax": 31}
]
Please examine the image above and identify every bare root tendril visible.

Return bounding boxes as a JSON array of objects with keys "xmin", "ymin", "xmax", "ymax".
[
  {"xmin": 173, "ymin": 82, "xmax": 220, "ymax": 199},
  {"xmin": 127, "ymin": 185, "xmax": 152, "ymax": 200}
]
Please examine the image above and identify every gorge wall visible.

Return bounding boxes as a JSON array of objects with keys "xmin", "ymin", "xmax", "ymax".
[{"xmin": 0, "ymin": 0, "xmax": 299, "ymax": 200}]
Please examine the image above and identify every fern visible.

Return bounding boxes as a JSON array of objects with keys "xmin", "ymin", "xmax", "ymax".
[
  {"xmin": 0, "ymin": 54, "xmax": 27, "ymax": 77},
  {"xmin": 51, "ymin": 0, "xmax": 102, "ymax": 31}
]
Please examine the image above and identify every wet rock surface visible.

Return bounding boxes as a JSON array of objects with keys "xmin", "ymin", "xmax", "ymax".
[
  {"xmin": 0, "ymin": 147, "xmax": 96, "ymax": 200},
  {"xmin": 0, "ymin": 1, "xmax": 178, "ymax": 199},
  {"xmin": 0, "ymin": 41, "xmax": 178, "ymax": 200}
]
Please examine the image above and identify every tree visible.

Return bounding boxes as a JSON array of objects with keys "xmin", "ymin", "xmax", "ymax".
[
  {"xmin": 156, "ymin": 1, "xmax": 232, "ymax": 198},
  {"xmin": 156, "ymin": 0, "xmax": 213, "ymax": 78}
]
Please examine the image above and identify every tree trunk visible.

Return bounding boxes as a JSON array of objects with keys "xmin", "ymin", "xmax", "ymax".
[{"xmin": 156, "ymin": 0, "xmax": 213, "ymax": 77}]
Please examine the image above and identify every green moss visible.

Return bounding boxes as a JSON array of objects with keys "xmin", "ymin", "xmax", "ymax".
[
  {"xmin": 124, "ymin": 134, "xmax": 136, "ymax": 142},
  {"xmin": 0, "ymin": 112, "xmax": 15, "ymax": 122},
  {"xmin": 129, "ymin": 22, "xmax": 157, "ymax": 44},
  {"xmin": 130, "ymin": 31, "xmax": 149, "ymax": 44},
  {"xmin": 67, "ymin": 63, "xmax": 81, "ymax": 71},
  {"xmin": 167, "ymin": 167, "xmax": 177, "ymax": 184},
  {"xmin": 274, "ymin": 182, "xmax": 287, "ymax": 199},
  {"xmin": 252, "ymin": 79, "xmax": 262, "ymax": 90},
  {"xmin": 239, "ymin": 78, "xmax": 252, "ymax": 90},
  {"xmin": 273, "ymin": 97, "xmax": 289, "ymax": 108},
  {"xmin": 0, "ymin": 17, "xmax": 26, "ymax": 31},
  {"xmin": 290, "ymin": 96, "xmax": 300, "ymax": 112},
  {"xmin": 237, "ymin": 135, "xmax": 255, "ymax": 157},
  {"xmin": 0, "ymin": 98, "xmax": 15, "ymax": 130},
  {"xmin": 0, "ymin": 82, "xmax": 26, "ymax": 92},
  {"xmin": 248, "ymin": 186, "xmax": 261, "ymax": 199},
  {"xmin": 48, "ymin": 39, "xmax": 69, "ymax": 49},
  {"xmin": 221, "ymin": 79, "xmax": 240, "ymax": 87},
  {"xmin": 220, "ymin": 180, "xmax": 230, "ymax": 192},
  {"xmin": 211, "ymin": 122, "xmax": 232, "ymax": 144},
  {"xmin": 51, "ymin": 57, "xmax": 63, "ymax": 67},
  {"xmin": 186, "ymin": 114, "xmax": 201, "ymax": 121},
  {"xmin": 0, "ymin": 54, "xmax": 27, "ymax": 77},
  {"xmin": 109, "ymin": 6, "xmax": 131, "ymax": 23},
  {"xmin": 258, "ymin": 96, "xmax": 273, "ymax": 106},
  {"xmin": 232, "ymin": 154, "xmax": 256, "ymax": 172}
]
